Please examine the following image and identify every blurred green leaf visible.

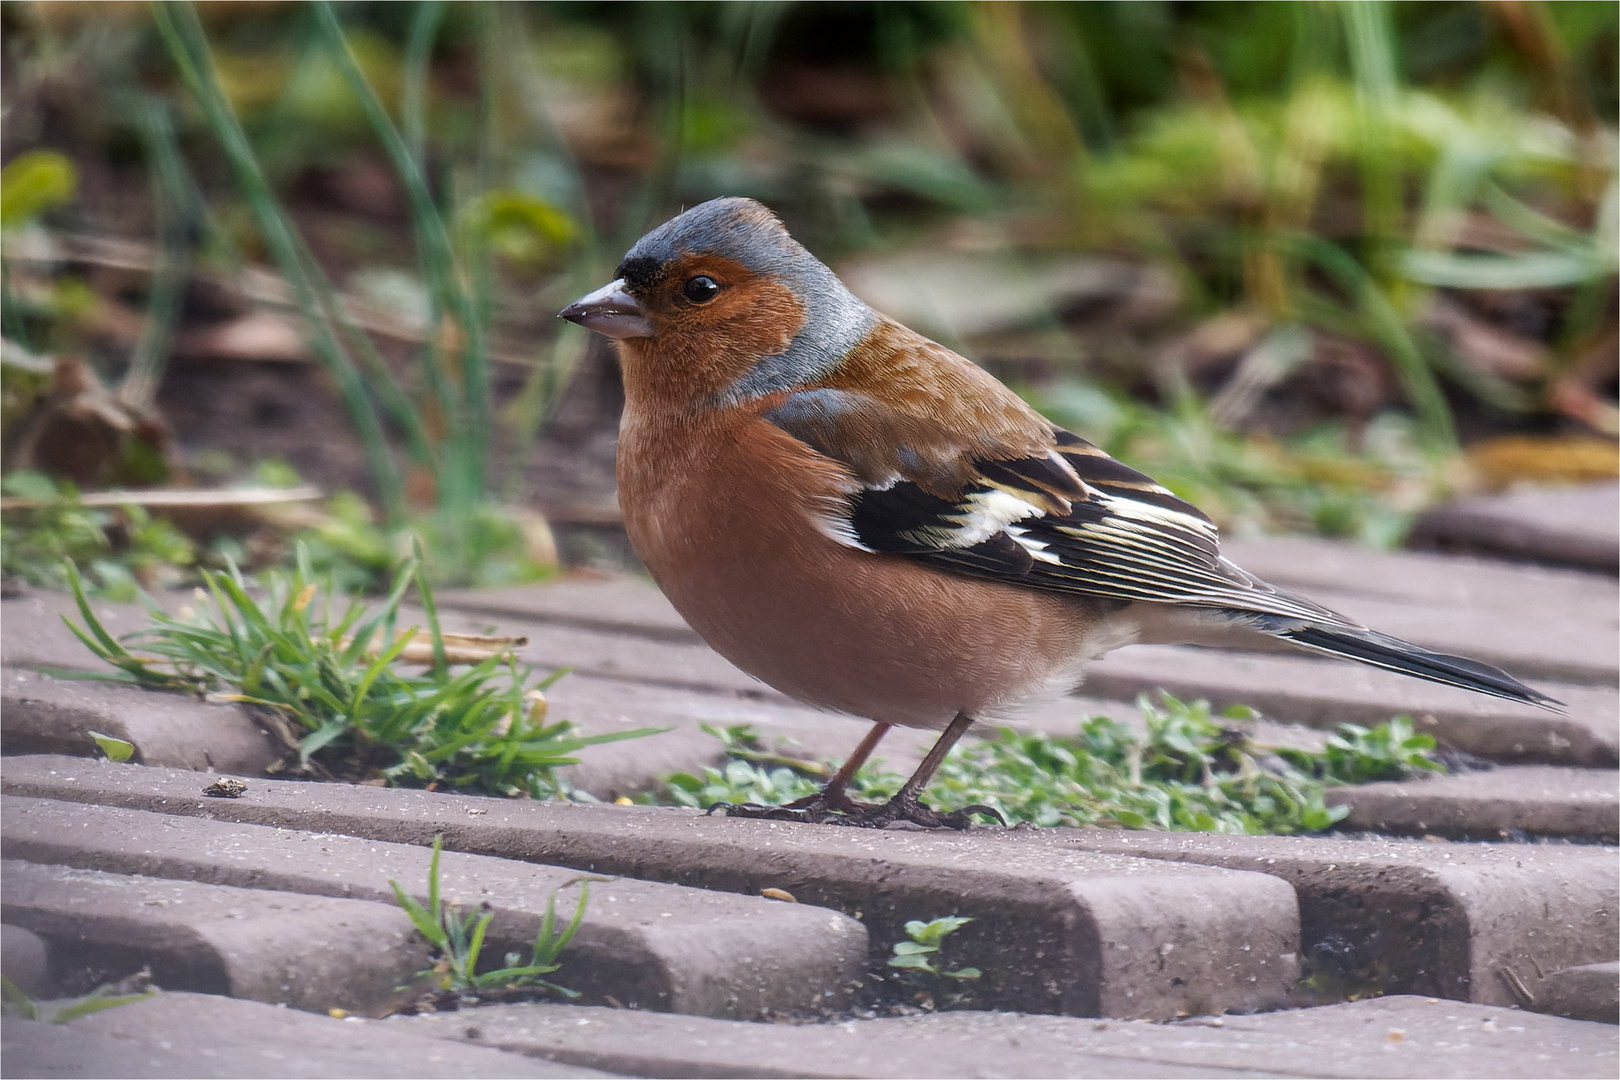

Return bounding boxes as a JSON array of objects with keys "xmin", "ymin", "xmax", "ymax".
[
  {"xmin": 1402, "ymin": 249, "xmax": 1610, "ymax": 289},
  {"xmin": 462, "ymin": 191, "xmax": 578, "ymax": 271},
  {"xmin": 1, "ymin": 150, "xmax": 77, "ymax": 227}
]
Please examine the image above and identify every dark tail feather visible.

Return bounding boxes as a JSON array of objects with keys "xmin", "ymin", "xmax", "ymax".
[{"xmin": 1270, "ymin": 624, "xmax": 1565, "ymax": 712}]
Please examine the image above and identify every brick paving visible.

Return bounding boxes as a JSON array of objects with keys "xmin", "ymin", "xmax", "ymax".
[
  {"xmin": 1407, "ymin": 481, "xmax": 1619, "ymax": 575},
  {"xmin": 0, "ymin": 789, "xmax": 868, "ymax": 1019},
  {"xmin": 3, "ymin": 535, "xmax": 1616, "ymax": 1077},
  {"xmin": 3, "ymin": 992, "xmax": 609, "ymax": 1078},
  {"xmin": 383, "ymin": 996, "xmax": 1619, "ymax": 1079}
]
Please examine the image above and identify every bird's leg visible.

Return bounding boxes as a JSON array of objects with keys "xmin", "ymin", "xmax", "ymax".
[
  {"xmin": 863, "ymin": 712, "xmax": 1003, "ymax": 830},
  {"xmin": 782, "ymin": 722, "xmax": 892, "ymax": 814},
  {"xmin": 711, "ymin": 723, "xmax": 892, "ymax": 823},
  {"xmin": 712, "ymin": 715, "xmax": 1003, "ymax": 829}
]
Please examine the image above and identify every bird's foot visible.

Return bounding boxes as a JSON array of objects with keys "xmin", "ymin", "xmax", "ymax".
[{"xmin": 859, "ymin": 792, "xmax": 1005, "ymax": 831}]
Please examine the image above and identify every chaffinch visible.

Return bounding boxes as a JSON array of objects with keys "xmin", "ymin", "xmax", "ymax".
[{"xmin": 562, "ymin": 197, "xmax": 1559, "ymax": 829}]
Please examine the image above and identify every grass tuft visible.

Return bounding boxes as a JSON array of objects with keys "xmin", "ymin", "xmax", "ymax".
[
  {"xmin": 390, "ymin": 834, "xmax": 595, "ymax": 1003},
  {"xmin": 60, "ymin": 544, "xmax": 662, "ymax": 796}
]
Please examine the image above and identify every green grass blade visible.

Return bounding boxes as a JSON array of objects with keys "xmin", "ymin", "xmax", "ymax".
[
  {"xmin": 48, "ymin": 987, "xmax": 157, "ymax": 1023},
  {"xmin": 427, "ymin": 833, "xmax": 443, "ymax": 921},
  {"xmin": 150, "ymin": 1, "xmax": 406, "ymax": 521},
  {"xmin": 349, "ymin": 628, "xmax": 416, "ymax": 716},
  {"xmin": 298, "ymin": 721, "xmax": 351, "ymax": 762},
  {"xmin": 545, "ymin": 880, "xmax": 591, "ymax": 961},
  {"xmin": 410, "ymin": 538, "xmax": 449, "ymax": 675},
  {"xmin": 312, "ymin": 0, "xmax": 489, "ymax": 506},
  {"xmin": 390, "ymin": 878, "xmax": 449, "ymax": 950},
  {"xmin": 63, "ymin": 561, "xmax": 128, "ymax": 659},
  {"xmin": 464, "ymin": 910, "xmax": 492, "ymax": 978},
  {"xmin": 2, "ymin": 975, "xmax": 39, "ymax": 1020},
  {"xmin": 403, "ymin": 0, "xmax": 446, "ymax": 169}
]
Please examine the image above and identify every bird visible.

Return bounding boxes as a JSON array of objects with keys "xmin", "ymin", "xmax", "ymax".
[{"xmin": 560, "ymin": 196, "xmax": 1561, "ymax": 829}]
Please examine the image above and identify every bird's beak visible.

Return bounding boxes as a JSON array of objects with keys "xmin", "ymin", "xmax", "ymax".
[{"xmin": 558, "ymin": 280, "xmax": 654, "ymax": 340}]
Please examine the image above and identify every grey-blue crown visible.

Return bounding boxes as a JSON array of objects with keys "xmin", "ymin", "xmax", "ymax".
[{"xmin": 623, "ymin": 198, "xmax": 876, "ymax": 403}]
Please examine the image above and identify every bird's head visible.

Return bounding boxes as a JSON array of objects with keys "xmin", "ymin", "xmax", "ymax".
[{"xmin": 560, "ymin": 198, "xmax": 874, "ymax": 407}]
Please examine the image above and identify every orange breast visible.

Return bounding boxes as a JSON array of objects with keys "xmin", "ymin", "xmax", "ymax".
[{"xmin": 617, "ymin": 407, "xmax": 1131, "ymax": 729}]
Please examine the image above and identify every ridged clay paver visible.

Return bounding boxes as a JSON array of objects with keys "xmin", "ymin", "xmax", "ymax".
[
  {"xmin": 2, "ymin": 860, "xmax": 428, "ymax": 1014},
  {"xmin": 2, "ymin": 666, "xmax": 280, "ymax": 774},
  {"xmin": 1, "ymin": 756, "xmax": 1301, "ymax": 1021},
  {"xmin": 7, "ymin": 550, "xmax": 1616, "ymax": 781},
  {"xmin": 1030, "ymin": 828, "xmax": 1619, "ymax": 1010},
  {"xmin": 1328, "ymin": 764, "xmax": 1618, "ymax": 840},
  {"xmin": 1, "ymin": 991, "xmax": 613, "ymax": 1079},
  {"xmin": 393, "ymin": 1003, "xmax": 1267, "ymax": 1079},
  {"xmin": 1406, "ymin": 481, "xmax": 1619, "ymax": 574},
  {"xmin": 1536, "ymin": 962, "xmax": 1619, "ymax": 1024},
  {"xmin": 386, "ymin": 995, "xmax": 1619, "ymax": 1080},
  {"xmin": 1222, "ymin": 536, "xmax": 1619, "ymax": 684},
  {"xmin": 1, "ymin": 924, "xmax": 53, "ymax": 998},
  {"xmin": 1219, "ymin": 536, "xmax": 1617, "ymax": 613},
  {"xmin": 0, "ymin": 791, "xmax": 869, "ymax": 1020}
]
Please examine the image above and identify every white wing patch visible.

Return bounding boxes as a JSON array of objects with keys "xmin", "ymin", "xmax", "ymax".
[
  {"xmin": 1006, "ymin": 524, "xmax": 1063, "ymax": 564},
  {"xmin": 903, "ymin": 486, "xmax": 1047, "ymax": 548}
]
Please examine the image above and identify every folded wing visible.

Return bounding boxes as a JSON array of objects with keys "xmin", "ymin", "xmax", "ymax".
[{"xmin": 764, "ymin": 388, "xmax": 1561, "ymax": 710}]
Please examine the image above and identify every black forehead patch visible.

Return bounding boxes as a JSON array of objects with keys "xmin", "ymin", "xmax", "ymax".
[{"xmin": 615, "ymin": 255, "xmax": 665, "ymax": 294}]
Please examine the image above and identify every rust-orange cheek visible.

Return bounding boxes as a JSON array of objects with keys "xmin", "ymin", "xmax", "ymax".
[{"xmin": 619, "ymin": 279, "xmax": 809, "ymax": 409}]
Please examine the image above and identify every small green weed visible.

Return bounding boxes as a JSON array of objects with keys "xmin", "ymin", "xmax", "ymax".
[
  {"xmin": 390, "ymin": 835, "xmax": 592, "ymax": 1001},
  {"xmin": 887, "ymin": 917, "xmax": 981, "ymax": 982},
  {"xmin": 656, "ymin": 724, "xmax": 898, "ymax": 810},
  {"xmin": 651, "ymin": 695, "xmax": 1445, "ymax": 835},
  {"xmin": 1278, "ymin": 716, "xmax": 1445, "ymax": 786},
  {"xmin": 1, "ymin": 471, "xmax": 194, "ymax": 600},
  {"xmin": 59, "ymin": 544, "xmax": 662, "ymax": 795},
  {"xmin": 1, "ymin": 974, "xmax": 157, "ymax": 1023}
]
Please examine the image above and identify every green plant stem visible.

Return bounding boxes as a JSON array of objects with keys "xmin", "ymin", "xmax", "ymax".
[
  {"xmin": 1343, "ymin": 0, "xmax": 1403, "ymax": 284},
  {"xmin": 118, "ymin": 94, "xmax": 189, "ymax": 413},
  {"xmin": 1293, "ymin": 235, "xmax": 1456, "ymax": 449},
  {"xmin": 150, "ymin": 1, "xmax": 406, "ymax": 522},
  {"xmin": 403, "ymin": 0, "xmax": 446, "ymax": 169},
  {"xmin": 313, "ymin": 0, "xmax": 491, "ymax": 513}
]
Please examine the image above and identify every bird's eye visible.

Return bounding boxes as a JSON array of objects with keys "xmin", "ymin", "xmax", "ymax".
[{"xmin": 683, "ymin": 275, "xmax": 721, "ymax": 304}]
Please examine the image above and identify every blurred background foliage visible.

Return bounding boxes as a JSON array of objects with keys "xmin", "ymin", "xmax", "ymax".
[{"xmin": 1, "ymin": 0, "xmax": 1615, "ymax": 594}]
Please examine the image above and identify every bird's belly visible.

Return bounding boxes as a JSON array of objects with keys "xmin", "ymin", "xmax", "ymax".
[{"xmin": 619, "ymin": 417, "xmax": 1135, "ymax": 729}]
